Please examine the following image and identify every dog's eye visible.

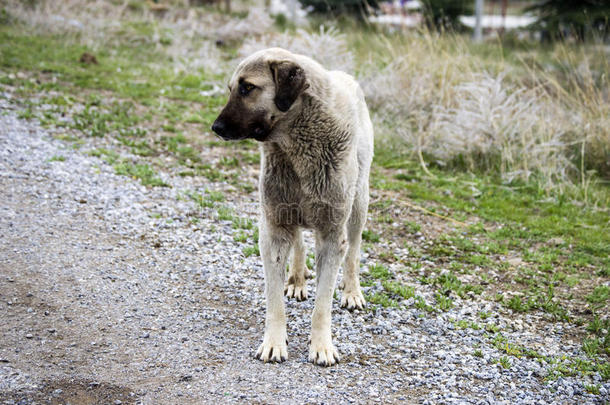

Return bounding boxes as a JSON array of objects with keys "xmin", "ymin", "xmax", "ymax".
[{"xmin": 239, "ymin": 83, "xmax": 255, "ymax": 96}]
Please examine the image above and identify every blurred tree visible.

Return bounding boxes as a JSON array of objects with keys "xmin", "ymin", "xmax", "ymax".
[
  {"xmin": 526, "ymin": 0, "xmax": 610, "ymax": 42},
  {"xmin": 299, "ymin": 0, "xmax": 378, "ymax": 17},
  {"xmin": 420, "ymin": 0, "xmax": 473, "ymax": 31}
]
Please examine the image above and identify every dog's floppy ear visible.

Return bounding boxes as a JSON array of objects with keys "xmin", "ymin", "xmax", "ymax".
[{"xmin": 269, "ymin": 60, "xmax": 309, "ymax": 112}]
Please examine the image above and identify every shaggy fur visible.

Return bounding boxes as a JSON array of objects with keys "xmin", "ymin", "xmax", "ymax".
[{"xmin": 212, "ymin": 48, "xmax": 374, "ymax": 367}]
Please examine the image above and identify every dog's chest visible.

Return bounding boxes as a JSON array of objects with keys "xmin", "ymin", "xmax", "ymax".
[{"xmin": 260, "ymin": 146, "xmax": 350, "ymax": 231}]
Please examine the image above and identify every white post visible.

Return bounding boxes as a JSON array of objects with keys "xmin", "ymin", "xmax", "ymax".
[{"xmin": 474, "ymin": 0, "xmax": 483, "ymax": 42}]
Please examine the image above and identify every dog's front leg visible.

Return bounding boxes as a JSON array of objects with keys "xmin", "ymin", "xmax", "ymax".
[
  {"xmin": 256, "ymin": 219, "xmax": 292, "ymax": 363},
  {"xmin": 309, "ymin": 230, "xmax": 347, "ymax": 367}
]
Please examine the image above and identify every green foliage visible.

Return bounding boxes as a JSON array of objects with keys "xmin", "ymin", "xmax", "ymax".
[
  {"xmin": 243, "ymin": 245, "xmax": 259, "ymax": 257},
  {"xmin": 498, "ymin": 356, "xmax": 511, "ymax": 369},
  {"xmin": 369, "ymin": 263, "xmax": 391, "ymax": 280},
  {"xmin": 362, "ymin": 229, "xmax": 380, "ymax": 243},
  {"xmin": 526, "ymin": 0, "xmax": 610, "ymax": 41},
  {"xmin": 435, "ymin": 292, "xmax": 453, "ymax": 311},
  {"xmin": 366, "ymin": 291, "xmax": 398, "ymax": 308},
  {"xmin": 420, "ymin": 0, "xmax": 473, "ymax": 31},
  {"xmin": 114, "ymin": 162, "xmax": 168, "ymax": 187},
  {"xmin": 586, "ymin": 286, "xmax": 610, "ymax": 305},
  {"xmin": 300, "ymin": 0, "xmax": 378, "ymax": 16},
  {"xmin": 382, "ymin": 280, "xmax": 415, "ymax": 299}
]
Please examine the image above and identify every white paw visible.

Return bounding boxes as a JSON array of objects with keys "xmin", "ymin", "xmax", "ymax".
[
  {"xmin": 284, "ymin": 277, "xmax": 308, "ymax": 301},
  {"xmin": 308, "ymin": 335, "xmax": 340, "ymax": 367},
  {"xmin": 256, "ymin": 335, "xmax": 288, "ymax": 363},
  {"xmin": 340, "ymin": 289, "xmax": 366, "ymax": 311}
]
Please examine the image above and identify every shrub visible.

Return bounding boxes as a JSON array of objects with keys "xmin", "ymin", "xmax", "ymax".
[
  {"xmin": 526, "ymin": 0, "xmax": 610, "ymax": 42},
  {"xmin": 420, "ymin": 0, "xmax": 473, "ymax": 32}
]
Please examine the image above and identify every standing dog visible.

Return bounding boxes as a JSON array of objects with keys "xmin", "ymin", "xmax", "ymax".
[{"xmin": 212, "ymin": 48, "xmax": 373, "ymax": 366}]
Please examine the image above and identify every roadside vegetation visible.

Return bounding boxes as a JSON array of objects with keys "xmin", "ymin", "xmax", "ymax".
[{"xmin": 0, "ymin": 0, "xmax": 608, "ymax": 383}]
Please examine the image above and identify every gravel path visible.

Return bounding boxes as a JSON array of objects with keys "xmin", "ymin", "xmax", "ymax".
[{"xmin": 0, "ymin": 100, "xmax": 608, "ymax": 404}]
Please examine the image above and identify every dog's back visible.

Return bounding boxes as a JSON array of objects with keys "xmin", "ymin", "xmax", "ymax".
[{"xmin": 326, "ymin": 69, "xmax": 374, "ymax": 183}]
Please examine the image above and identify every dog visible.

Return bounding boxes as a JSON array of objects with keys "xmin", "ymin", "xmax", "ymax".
[{"xmin": 212, "ymin": 48, "xmax": 374, "ymax": 366}]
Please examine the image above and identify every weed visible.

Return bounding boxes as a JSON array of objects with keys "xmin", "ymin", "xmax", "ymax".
[
  {"xmin": 232, "ymin": 217, "xmax": 253, "ymax": 230},
  {"xmin": 114, "ymin": 161, "xmax": 168, "ymax": 187},
  {"xmin": 366, "ymin": 291, "xmax": 398, "ymax": 308},
  {"xmin": 369, "ymin": 263, "xmax": 391, "ymax": 280},
  {"xmin": 48, "ymin": 155, "xmax": 65, "ymax": 162},
  {"xmin": 217, "ymin": 206, "xmax": 234, "ymax": 221},
  {"xmin": 243, "ymin": 245, "xmax": 259, "ymax": 257},
  {"xmin": 233, "ymin": 231, "xmax": 248, "ymax": 243},
  {"xmin": 382, "ymin": 281, "xmax": 415, "ymax": 299},
  {"xmin": 586, "ymin": 285, "xmax": 610, "ymax": 305},
  {"xmin": 414, "ymin": 295, "xmax": 434, "ymax": 312},
  {"xmin": 435, "ymin": 292, "xmax": 453, "ymax": 311},
  {"xmin": 585, "ymin": 384, "xmax": 600, "ymax": 395},
  {"xmin": 498, "ymin": 356, "xmax": 511, "ymax": 369},
  {"xmin": 507, "ymin": 295, "xmax": 531, "ymax": 313},
  {"xmin": 362, "ymin": 229, "xmax": 380, "ymax": 243}
]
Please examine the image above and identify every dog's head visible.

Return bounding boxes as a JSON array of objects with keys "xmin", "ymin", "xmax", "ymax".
[{"xmin": 211, "ymin": 49, "xmax": 309, "ymax": 142}]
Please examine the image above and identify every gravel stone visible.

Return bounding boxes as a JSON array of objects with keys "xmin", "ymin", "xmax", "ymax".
[{"xmin": 0, "ymin": 99, "xmax": 608, "ymax": 404}]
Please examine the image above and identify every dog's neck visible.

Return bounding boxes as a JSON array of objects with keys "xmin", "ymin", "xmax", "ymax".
[{"xmin": 262, "ymin": 93, "xmax": 353, "ymax": 197}]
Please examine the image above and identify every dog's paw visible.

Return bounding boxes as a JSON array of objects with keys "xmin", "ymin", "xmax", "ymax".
[
  {"xmin": 284, "ymin": 278, "xmax": 308, "ymax": 301},
  {"xmin": 308, "ymin": 337, "xmax": 340, "ymax": 367},
  {"xmin": 340, "ymin": 289, "xmax": 366, "ymax": 311},
  {"xmin": 256, "ymin": 337, "xmax": 288, "ymax": 363}
]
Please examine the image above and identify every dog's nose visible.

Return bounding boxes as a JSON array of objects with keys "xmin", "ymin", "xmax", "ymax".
[{"xmin": 211, "ymin": 119, "xmax": 226, "ymax": 137}]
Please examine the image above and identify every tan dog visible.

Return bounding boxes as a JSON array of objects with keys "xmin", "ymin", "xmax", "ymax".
[{"xmin": 212, "ymin": 48, "xmax": 373, "ymax": 366}]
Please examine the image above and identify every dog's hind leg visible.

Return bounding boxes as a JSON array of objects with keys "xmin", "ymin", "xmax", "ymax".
[
  {"xmin": 284, "ymin": 228, "xmax": 310, "ymax": 301},
  {"xmin": 256, "ymin": 219, "xmax": 293, "ymax": 363},
  {"xmin": 339, "ymin": 184, "xmax": 368, "ymax": 311},
  {"xmin": 309, "ymin": 229, "xmax": 347, "ymax": 367}
]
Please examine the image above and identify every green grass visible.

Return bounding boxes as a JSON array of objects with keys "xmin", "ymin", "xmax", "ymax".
[
  {"xmin": 382, "ymin": 280, "xmax": 415, "ymax": 299},
  {"xmin": 586, "ymin": 286, "xmax": 610, "ymax": 306},
  {"xmin": 114, "ymin": 161, "xmax": 168, "ymax": 187},
  {"xmin": 373, "ymin": 149, "xmax": 610, "ymax": 275},
  {"xmin": 498, "ymin": 356, "xmax": 511, "ymax": 369},
  {"xmin": 368, "ymin": 263, "xmax": 391, "ymax": 280},
  {"xmin": 362, "ymin": 229, "xmax": 380, "ymax": 243},
  {"xmin": 585, "ymin": 384, "xmax": 600, "ymax": 395},
  {"xmin": 366, "ymin": 291, "xmax": 398, "ymax": 308},
  {"xmin": 0, "ymin": 28, "xmax": 225, "ymax": 106},
  {"xmin": 243, "ymin": 245, "xmax": 259, "ymax": 257},
  {"xmin": 48, "ymin": 155, "xmax": 65, "ymax": 162}
]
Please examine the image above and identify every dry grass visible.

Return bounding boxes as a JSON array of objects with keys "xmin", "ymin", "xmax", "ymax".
[
  {"xmin": 240, "ymin": 26, "xmax": 354, "ymax": 73},
  {"xmin": 358, "ymin": 31, "xmax": 609, "ymax": 194}
]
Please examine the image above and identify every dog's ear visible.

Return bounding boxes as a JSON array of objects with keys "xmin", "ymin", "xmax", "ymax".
[{"xmin": 269, "ymin": 60, "xmax": 309, "ymax": 112}]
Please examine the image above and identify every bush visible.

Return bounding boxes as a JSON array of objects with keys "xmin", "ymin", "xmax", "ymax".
[
  {"xmin": 299, "ymin": 0, "xmax": 377, "ymax": 17},
  {"xmin": 420, "ymin": 0, "xmax": 473, "ymax": 32},
  {"xmin": 526, "ymin": 0, "xmax": 610, "ymax": 42}
]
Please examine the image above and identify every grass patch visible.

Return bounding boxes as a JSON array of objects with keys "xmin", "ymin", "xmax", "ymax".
[
  {"xmin": 366, "ymin": 291, "xmax": 398, "ymax": 308},
  {"xmin": 368, "ymin": 263, "xmax": 391, "ymax": 280},
  {"xmin": 114, "ymin": 161, "xmax": 168, "ymax": 187},
  {"xmin": 362, "ymin": 229, "xmax": 380, "ymax": 243}
]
